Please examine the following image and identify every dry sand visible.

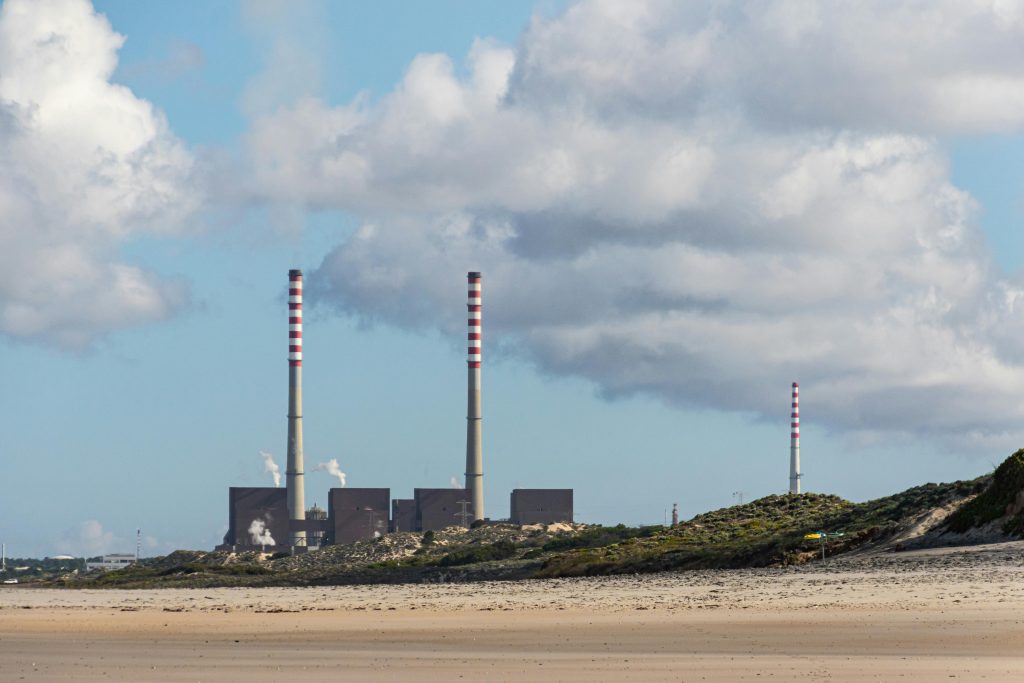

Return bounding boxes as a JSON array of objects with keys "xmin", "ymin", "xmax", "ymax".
[{"xmin": 4, "ymin": 541, "xmax": 1024, "ymax": 681}]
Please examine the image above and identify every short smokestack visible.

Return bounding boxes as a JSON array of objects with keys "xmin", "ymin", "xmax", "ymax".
[
  {"xmin": 465, "ymin": 271, "xmax": 484, "ymax": 522},
  {"xmin": 789, "ymin": 381, "xmax": 801, "ymax": 494},
  {"xmin": 287, "ymin": 269, "xmax": 306, "ymax": 547}
]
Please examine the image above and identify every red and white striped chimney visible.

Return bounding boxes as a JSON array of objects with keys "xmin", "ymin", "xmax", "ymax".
[
  {"xmin": 789, "ymin": 381, "xmax": 801, "ymax": 494},
  {"xmin": 286, "ymin": 270, "xmax": 306, "ymax": 547},
  {"xmin": 289, "ymin": 272, "xmax": 302, "ymax": 367},
  {"xmin": 465, "ymin": 272, "xmax": 484, "ymax": 521}
]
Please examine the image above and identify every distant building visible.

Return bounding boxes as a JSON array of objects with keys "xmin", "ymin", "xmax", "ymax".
[
  {"xmin": 221, "ymin": 487, "xmax": 288, "ymax": 551},
  {"xmin": 391, "ymin": 499, "xmax": 416, "ymax": 532},
  {"xmin": 328, "ymin": 488, "xmax": 390, "ymax": 544},
  {"xmin": 86, "ymin": 554, "xmax": 136, "ymax": 571},
  {"xmin": 415, "ymin": 488, "xmax": 471, "ymax": 531},
  {"xmin": 510, "ymin": 489, "xmax": 573, "ymax": 525},
  {"xmin": 306, "ymin": 503, "xmax": 328, "ymax": 549}
]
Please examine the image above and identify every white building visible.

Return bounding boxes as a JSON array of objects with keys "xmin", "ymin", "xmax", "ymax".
[{"xmin": 86, "ymin": 554, "xmax": 136, "ymax": 571}]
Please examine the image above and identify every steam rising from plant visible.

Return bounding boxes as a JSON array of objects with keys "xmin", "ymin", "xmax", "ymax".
[
  {"xmin": 315, "ymin": 458, "xmax": 347, "ymax": 487},
  {"xmin": 248, "ymin": 519, "xmax": 275, "ymax": 546},
  {"xmin": 260, "ymin": 450, "xmax": 281, "ymax": 487},
  {"xmin": 450, "ymin": 476, "xmax": 460, "ymax": 489}
]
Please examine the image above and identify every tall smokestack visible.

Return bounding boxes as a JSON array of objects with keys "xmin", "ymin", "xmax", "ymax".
[
  {"xmin": 465, "ymin": 271, "xmax": 484, "ymax": 522},
  {"xmin": 287, "ymin": 269, "xmax": 306, "ymax": 547},
  {"xmin": 789, "ymin": 381, "xmax": 801, "ymax": 494}
]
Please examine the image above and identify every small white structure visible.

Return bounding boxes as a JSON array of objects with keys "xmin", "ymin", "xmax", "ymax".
[{"xmin": 86, "ymin": 554, "xmax": 136, "ymax": 571}]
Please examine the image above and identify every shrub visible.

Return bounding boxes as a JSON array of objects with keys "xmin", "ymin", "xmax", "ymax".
[
  {"xmin": 946, "ymin": 449, "xmax": 1024, "ymax": 534},
  {"xmin": 438, "ymin": 540, "xmax": 517, "ymax": 567},
  {"xmin": 541, "ymin": 524, "xmax": 660, "ymax": 552}
]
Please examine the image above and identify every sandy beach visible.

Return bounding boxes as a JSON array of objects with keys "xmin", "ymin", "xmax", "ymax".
[{"xmin": 3, "ymin": 542, "xmax": 1024, "ymax": 681}]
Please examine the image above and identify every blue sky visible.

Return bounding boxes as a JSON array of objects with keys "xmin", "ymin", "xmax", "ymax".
[{"xmin": 3, "ymin": 0, "xmax": 1024, "ymax": 557}]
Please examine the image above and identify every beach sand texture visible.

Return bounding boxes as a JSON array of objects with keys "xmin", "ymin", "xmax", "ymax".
[{"xmin": 3, "ymin": 542, "xmax": 1024, "ymax": 681}]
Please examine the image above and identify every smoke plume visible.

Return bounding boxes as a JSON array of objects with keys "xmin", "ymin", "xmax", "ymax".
[
  {"xmin": 248, "ymin": 519, "xmax": 275, "ymax": 546},
  {"xmin": 314, "ymin": 459, "xmax": 347, "ymax": 487},
  {"xmin": 260, "ymin": 450, "xmax": 281, "ymax": 487},
  {"xmin": 450, "ymin": 476, "xmax": 460, "ymax": 489}
]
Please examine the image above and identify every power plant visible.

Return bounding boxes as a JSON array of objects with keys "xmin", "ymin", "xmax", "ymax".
[
  {"xmin": 218, "ymin": 269, "xmax": 573, "ymax": 553},
  {"xmin": 790, "ymin": 381, "xmax": 801, "ymax": 494},
  {"xmin": 214, "ymin": 271, "xmax": 810, "ymax": 552}
]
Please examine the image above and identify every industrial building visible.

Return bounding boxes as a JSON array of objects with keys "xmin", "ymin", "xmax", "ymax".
[
  {"xmin": 224, "ymin": 487, "xmax": 288, "ymax": 550},
  {"xmin": 217, "ymin": 269, "xmax": 578, "ymax": 553},
  {"xmin": 415, "ymin": 488, "xmax": 472, "ymax": 531},
  {"xmin": 219, "ymin": 489, "xmax": 330, "ymax": 551},
  {"xmin": 327, "ymin": 488, "xmax": 390, "ymax": 543},
  {"xmin": 391, "ymin": 499, "xmax": 415, "ymax": 532},
  {"xmin": 510, "ymin": 489, "xmax": 573, "ymax": 525},
  {"xmin": 306, "ymin": 503, "xmax": 327, "ymax": 548}
]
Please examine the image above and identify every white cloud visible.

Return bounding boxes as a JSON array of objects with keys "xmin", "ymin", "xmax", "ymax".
[
  {"xmin": 0, "ymin": 0, "xmax": 197, "ymax": 348},
  {"xmin": 54, "ymin": 519, "xmax": 120, "ymax": 557},
  {"xmin": 509, "ymin": 0, "xmax": 1024, "ymax": 133},
  {"xmin": 241, "ymin": 0, "xmax": 1024, "ymax": 453},
  {"xmin": 240, "ymin": 0, "xmax": 327, "ymax": 117}
]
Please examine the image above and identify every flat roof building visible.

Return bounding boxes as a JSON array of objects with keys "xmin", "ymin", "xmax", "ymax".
[
  {"xmin": 85, "ymin": 554, "xmax": 136, "ymax": 571},
  {"xmin": 328, "ymin": 488, "xmax": 390, "ymax": 544},
  {"xmin": 510, "ymin": 489, "xmax": 573, "ymax": 525},
  {"xmin": 415, "ymin": 488, "xmax": 471, "ymax": 531},
  {"xmin": 224, "ymin": 487, "xmax": 289, "ymax": 550}
]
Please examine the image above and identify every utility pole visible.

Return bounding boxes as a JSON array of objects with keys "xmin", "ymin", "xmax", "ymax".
[
  {"xmin": 136, "ymin": 529, "xmax": 141, "ymax": 563},
  {"xmin": 455, "ymin": 499, "xmax": 473, "ymax": 528}
]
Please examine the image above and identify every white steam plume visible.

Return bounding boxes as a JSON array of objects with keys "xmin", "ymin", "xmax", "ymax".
[
  {"xmin": 315, "ymin": 458, "xmax": 347, "ymax": 487},
  {"xmin": 248, "ymin": 519, "xmax": 275, "ymax": 546},
  {"xmin": 260, "ymin": 450, "xmax": 281, "ymax": 487},
  {"xmin": 450, "ymin": 476, "xmax": 461, "ymax": 489}
]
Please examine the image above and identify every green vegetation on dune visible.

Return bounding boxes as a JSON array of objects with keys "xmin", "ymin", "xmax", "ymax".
[
  {"xmin": 540, "ymin": 524, "xmax": 663, "ymax": 552},
  {"xmin": 88, "ymin": 562, "xmax": 273, "ymax": 587},
  {"xmin": 535, "ymin": 493, "xmax": 851, "ymax": 577},
  {"xmin": 535, "ymin": 479, "xmax": 983, "ymax": 578},
  {"xmin": 438, "ymin": 540, "xmax": 517, "ymax": 566},
  {"xmin": 945, "ymin": 448, "xmax": 1024, "ymax": 534}
]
